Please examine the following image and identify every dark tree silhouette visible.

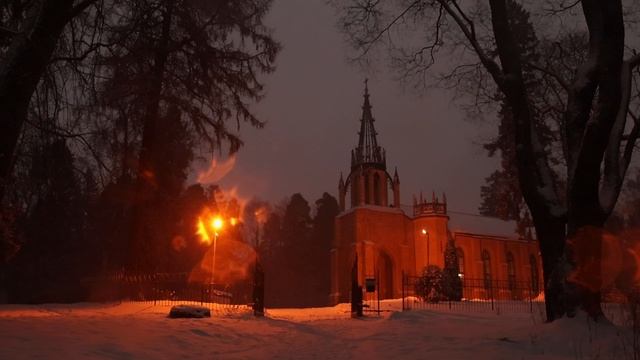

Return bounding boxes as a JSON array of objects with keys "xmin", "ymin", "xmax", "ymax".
[
  {"xmin": 7, "ymin": 139, "xmax": 93, "ymax": 302},
  {"xmin": 0, "ymin": 0, "xmax": 99, "ymax": 202},
  {"xmin": 279, "ymin": 193, "xmax": 312, "ymax": 306},
  {"xmin": 260, "ymin": 204, "xmax": 285, "ymax": 307},
  {"xmin": 416, "ymin": 265, "xmax": 443, "ymax": 303},
  {"xmin": 442, "ymin": 239, "xmax": 463, "ymax": 301},
  {"xmin": 310, "ymin": 193, "xmax": 339, "ymax": 306},
  {"xmin": 92, "ymin": 0, "xmax": 280, "ymax": 272},
  {"xmin": 259, "ymin": 193, "xmax": 338, "ymax": 307}
]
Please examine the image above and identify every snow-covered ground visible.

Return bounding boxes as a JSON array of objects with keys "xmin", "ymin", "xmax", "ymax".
[{"xmin": 0, "ymin": 300, "xmax": 636, "ymax": 359}]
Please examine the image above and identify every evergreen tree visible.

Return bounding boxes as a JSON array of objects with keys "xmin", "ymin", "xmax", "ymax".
[
  {"xmin": 310, "ymin": 193, "xmax": 339, "ymax": 306},
  {"xmin": 416, "ymin": 265, "xmax": 443, "ymax": 303},
  {"xmin": 136, "ymin": 105, "xmax": 194, "ymax": 273},
  {"xmin": 478, "ymin": 0, "xmax": 555, "ymax": 238},
  {"xmin": 8, "ymin": 139, "xmax": 90, "ymax": 302},
  {"xmin": 280, "ymin": 193, "xmax": 311, "ymax": 306},
  {"xmin": 441, "ymin": 239, "xmax": 463, "ymax": 301},
  {"xmin": 91, "ymin": 178, "xmax": 135, "ymax": 273},
  {"xmin": 260, "ymin": 206, "xmax": 284, "ymax": 307}
]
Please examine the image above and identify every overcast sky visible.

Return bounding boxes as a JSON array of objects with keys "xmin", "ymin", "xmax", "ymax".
[{"xmin": 191, "ymin": 0, "xmax": 500, "ymax": 215}]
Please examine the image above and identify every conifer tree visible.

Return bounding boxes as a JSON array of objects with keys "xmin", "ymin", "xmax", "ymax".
[
  {"xmin": 417, "ymin": 265, "xmax": 443, "ymax": 303},
  {"xmin": 441, "ymin": 239, "xmax": 463, "ymax": 301},
  {"xmin": 310, "ymin": 193, "xmax": 339, "ymax": 306}
]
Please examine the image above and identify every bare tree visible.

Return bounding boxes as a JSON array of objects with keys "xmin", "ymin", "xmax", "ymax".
[
  {"xmin": 333, "ymin": 0, "xmax": 640, "ymax": 321},
  {"xmin": 0, "ymin": 0, "xmax": 100, "ymax": 203}
]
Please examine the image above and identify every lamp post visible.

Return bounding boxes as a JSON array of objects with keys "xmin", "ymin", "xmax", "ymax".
[
  {"xmin": 253, "ymin": 219, "xmax": 265, "ymax": 317},
  {"xmin": 211, "ymin": 217, "xmax": 224, "ymax": 285},
  {"xmin": 422, "ymin": 228, "xmax": 430, "ymax": 268}
]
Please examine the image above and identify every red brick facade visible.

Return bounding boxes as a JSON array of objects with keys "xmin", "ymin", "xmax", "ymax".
[{"xmin": 330, "ymin": 204, "xmax": 542, "ymax": 303}]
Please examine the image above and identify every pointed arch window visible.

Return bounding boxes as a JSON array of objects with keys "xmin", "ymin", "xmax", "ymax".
[
  {"xmin": 506, "ymin": 252, "xmax": 516, "ymax": 292},
  {"xmin": 482, "ymin": 250, "xmax": 492, "ymax": 290},
  {"xmin": 530, "ymin": 255, "xmax": 540, "ymax": 294}
]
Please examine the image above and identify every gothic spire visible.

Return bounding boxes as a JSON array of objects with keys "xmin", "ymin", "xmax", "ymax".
[{"xmin": 352, "ymin": 79, "xmax": 385, "ymax": 169}]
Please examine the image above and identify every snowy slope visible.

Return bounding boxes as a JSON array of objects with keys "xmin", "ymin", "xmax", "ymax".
[{"xmin": 0, "ymin": 300, "xmax": 635, "ymax": 359}]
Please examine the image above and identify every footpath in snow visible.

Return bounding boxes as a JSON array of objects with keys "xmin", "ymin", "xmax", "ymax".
[{"xmin": 0, "ymin": 299, "xmax": 636, "ymax": 359}]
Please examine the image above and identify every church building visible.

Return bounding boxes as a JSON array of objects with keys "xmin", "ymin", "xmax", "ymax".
[{"xmin": 330, "ymin": 84, "xmax": 543, "ymax": 303}]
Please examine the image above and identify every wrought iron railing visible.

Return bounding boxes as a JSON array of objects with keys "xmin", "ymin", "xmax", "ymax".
[
  {"xmin": 82, "ymin": 272, "xmax": 250, "ymax": 312},
  {"xmin": 401, "ymin": 274, "xmax": 544, "ymax": 314}
]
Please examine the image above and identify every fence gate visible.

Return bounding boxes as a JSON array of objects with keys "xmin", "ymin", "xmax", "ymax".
[{"xmin": 362, "ymin": 275, "xmax": 381, "ymax": 315}]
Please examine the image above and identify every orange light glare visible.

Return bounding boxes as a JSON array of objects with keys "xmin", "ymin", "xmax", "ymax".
[
  {"xmin": 421, "ymin": 229, "xmax": 427, "ymax": 235},
  {"xmin": 197, "ymin": 219, "xmax": 211, "ymax": 244},
  {"xmin": 230, "ymin": 218, "xmax": 238, "ymax": 226},
  {"xmin": 212, "ymin": 217, "xmax": 224, "ymax": 231}
]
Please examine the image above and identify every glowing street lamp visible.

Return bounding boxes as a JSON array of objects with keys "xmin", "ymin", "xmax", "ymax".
[{"xmin": 212, "ymin": 217, "xmax": 223, "ymax": 231}]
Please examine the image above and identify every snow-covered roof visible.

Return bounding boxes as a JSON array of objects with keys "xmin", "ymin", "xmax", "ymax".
[
  {"xmin": 338, "ymin": 205, "xmax": 523, "ymax": 240},
  {"xmin": 338, "ymin": 204, "xmax": 408, "ymax": 217},
  {"xmin": 448, "ymin": 212, "xmax": 520, "ymax": 239}
]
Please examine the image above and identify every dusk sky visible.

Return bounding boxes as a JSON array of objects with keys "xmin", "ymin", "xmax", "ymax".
[{"xmin": 193, "ymin": 0, "xmax": 499, "ymax": 215}]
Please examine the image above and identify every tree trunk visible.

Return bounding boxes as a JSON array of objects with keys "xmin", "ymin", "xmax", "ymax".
[
  {"xmin": 534, "ymin": 217, "xmax": 566, "ymax": 322},
  {"xmin": 0, "ymin": 0, "xmax": 76, "ymax": 202},
  {"xmin": 564, "ymin": 221, "xmax": 607, "ymax": 319},
  {"xmin": 126, "ymin": 1, "xmax": 174, "ymax": 273},
  {"xmin": 561, "ymin": 0, "xmax": 624, "ymax": 320}
]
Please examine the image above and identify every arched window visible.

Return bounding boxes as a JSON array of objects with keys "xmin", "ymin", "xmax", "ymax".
[
  {"xmin": 482, "ymin": 250, "xmax": 492, "ymax": 290},
  {"xmin": 530, "ymin": 255, "xmax": 539, "ymax": 294},
  {"xmin": 506, "ymin": 252, "xmax": 516, "ymax": 292},
  {"xmin": 456, "ymin": 248, "xmax": 465, "ymax": 278}
]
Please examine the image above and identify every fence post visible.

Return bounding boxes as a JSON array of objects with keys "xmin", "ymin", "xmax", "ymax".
[
  {"xmin": 402, "ymin": 271, "xmax": 405, "ymax": 311},
  {"xmin": 377, "ymin": 274, "xmax": 381, "ymax": 317},
  {"xmin": 490, "ymin": 280, "xmax": 494, "ymax": 312},
  {"xmin": 253, "ymin": 261, "xmax": 265, "ymax": 317}
]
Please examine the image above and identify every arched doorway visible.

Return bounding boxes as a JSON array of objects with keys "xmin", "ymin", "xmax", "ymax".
[{"xmin": 377, "ymin": 250, "xmax": 394, "ymax": 299}]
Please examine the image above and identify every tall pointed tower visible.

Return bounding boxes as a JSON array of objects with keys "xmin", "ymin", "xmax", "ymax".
[
  {"xmin": 332, "ymin": 81, "xmax": 411, "ymax": 305},
  {"xmin": 338, "ymin": 81, "xmax": 399, "ymax": 210}
]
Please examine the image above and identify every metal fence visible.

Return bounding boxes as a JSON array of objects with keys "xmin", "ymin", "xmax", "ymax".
[
  {"xmin": 401, "ymin": 274, "xmax": 640, "ymax": 327},
  {"xmin": 401, "ymin": 274, "xmax": 545, "ymax": 314},
  {"xmin": 83, "ymin": 272, "xmax": 251, "ymax": 312}
]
